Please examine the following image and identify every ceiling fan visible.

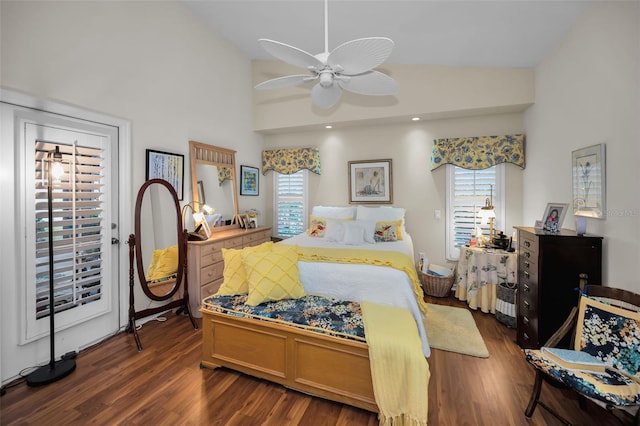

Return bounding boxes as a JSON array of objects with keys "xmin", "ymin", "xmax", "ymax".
[{"xmin": 254, "ymin": 0, "xmax": 399, "ymax": 109}]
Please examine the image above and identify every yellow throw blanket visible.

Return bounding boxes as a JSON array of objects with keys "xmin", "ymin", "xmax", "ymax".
[
  {"xmin": 362, "ymin": 301, "xmax": 430, "ymax": 426},
  {"xmin": 296, "ymin": 246, "xmax": 428, "ymax": 315}
]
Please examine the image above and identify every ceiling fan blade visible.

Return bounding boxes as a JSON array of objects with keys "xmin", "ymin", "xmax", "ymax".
[
  {"xmin": 311, "ymin": 83, "xmax": 342, "ymax": 109},
  {"xmin": 327, "ymin": 37, "xmax": 394, "ymax": 75},
  {"xmin": 254, "ymin": 75, "xmax": 314, "ymax": 90},
  {"xmin": 338, "ymin": 71, "xmax": 399, "ymax": 96},
  {"xmin": 258, "ymin": 39, "xmax": 325, "ymax": 70}
]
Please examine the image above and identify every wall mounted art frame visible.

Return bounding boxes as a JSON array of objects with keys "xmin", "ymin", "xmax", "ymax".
[
  {"xmin": 145, "ymin": 149, "xmax": 184, "ymax": 200},
  {"xmin": 348, "ymin": 159, "xmax": 393, "ymax": 204},
  {"xmin": 541, "ymin": 202, "xmax": 568, "ymax": 233},
  {"xmin": 240, "ymin": 165, "xmax": 259, "ymax": 196},
  {"xmin": 572, "ymin": 143, "xmax": 606, "ymax": 218}
]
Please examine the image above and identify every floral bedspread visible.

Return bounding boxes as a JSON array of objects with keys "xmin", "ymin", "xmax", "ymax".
[{"xmin": 201, "ymin": 294, "xmax": 365, "ymax": 342}]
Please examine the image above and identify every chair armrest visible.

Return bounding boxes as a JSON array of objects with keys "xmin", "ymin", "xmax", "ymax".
[{"xmin": 542, "ymin": 306, "xmax": 578, "ymax": 348}]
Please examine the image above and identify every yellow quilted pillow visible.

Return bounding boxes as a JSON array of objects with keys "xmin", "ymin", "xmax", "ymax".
[
  {"xmin": 216, "ymin": 242, "xmax": 274, "ymax": 296},
  {"xmin": 242, "ymin": 244, "xmax": 305, "ymax": 306},
  {"xmin": 146, "ymin": 245, "xmax": 179, "ymax": 281}
]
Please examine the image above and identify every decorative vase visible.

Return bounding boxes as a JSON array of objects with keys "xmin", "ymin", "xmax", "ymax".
[{"xmin": 575, "ymin": 217, "xmax": 587, "ymax": 236}]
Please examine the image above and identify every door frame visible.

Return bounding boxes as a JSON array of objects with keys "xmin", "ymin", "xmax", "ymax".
[{"xmin": 1, "ymin": 88, "xmax": 132, "ymax": 329}]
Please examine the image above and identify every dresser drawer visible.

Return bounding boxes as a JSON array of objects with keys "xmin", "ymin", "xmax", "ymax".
[
  {"xmin": 223, "ymin": 236, "xmax": 243, "ymax": 249},
  {"xmin": 243, "ymin": 230, "xmax": 271, "ymax": 245},
  {"xmin": 517, "ymin": 319, "xmax": 539, "ymax": 348},
  {"xmin": 201, "ymin": 262, "xmax": 224, "ymax": 286},
  {"xmin": 201, "ymin": 278, "xmax": 223, "ymax": 299},
  {"xmin": 519, "ymin": 234, "xmax": 538, "ymax": 253}
]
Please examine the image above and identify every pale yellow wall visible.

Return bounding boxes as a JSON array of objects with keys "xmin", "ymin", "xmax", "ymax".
[
  {"xmin": 263, "ymin": 112, "xmax": 524, "ymax": 267},
  {"xmin": 253, "ymin": 60, "xmax": 534, "ymax": 132},
  {"xmin": 523, "ymin": 1, "xmax": 640, "ymax": 291}
]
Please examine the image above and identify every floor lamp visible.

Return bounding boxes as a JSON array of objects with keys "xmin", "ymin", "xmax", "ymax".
[{"xmin": 27, "ymin": 146, "xmax": 76, "ymax": 386}]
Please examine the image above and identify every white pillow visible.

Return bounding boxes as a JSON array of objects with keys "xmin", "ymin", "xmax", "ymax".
[
  {"xmin": 324, "ymin": 219, "xmax": 346, "ymax": 242},
  {"xmin": 356, "ymin": 205, "xmax": 405, "ymax": 222},
  {"xmin": 339, "ymin": 220, "xmax": 376, "ymax": 245},
  {"xmin": 311, "ymin": 205, "xmax": 356, "ymax": 220},
  {"xmin": 341, "ymin": 222, "xmax": 366, "ymax": 245}
]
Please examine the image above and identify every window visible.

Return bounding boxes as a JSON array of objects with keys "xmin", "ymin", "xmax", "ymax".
[
  {"xmin": 446, "ymin": 164, "xmax": 504, "ymax": 260},
  {"xmin": 273, "ymin": 170, "xmax": 308, "ymax": 238}
]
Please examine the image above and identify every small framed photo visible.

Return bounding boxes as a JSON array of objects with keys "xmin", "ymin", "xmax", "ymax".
[
  {"xmin": 348, "ymin": 159, "xmax": 393, "ymax": 204},
  {"xmin": 541, "ymin": 203, "xmax": 568, "ymax": 233},
  {"xmin": 145, "ymin": 149, "xmax": 185, "ymax": 200},
  {"xmin": 240, "ymin": 165, "xmax": 259, "ymax": 196}
]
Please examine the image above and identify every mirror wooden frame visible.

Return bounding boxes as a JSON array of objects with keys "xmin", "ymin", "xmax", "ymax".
[
  {"xmin": 189, "ymin": 140, "xmax": 241, "ymax": 230},
  {"xmin": 127, "ymin": 178, "xmax": 198, "ymax": 351}
]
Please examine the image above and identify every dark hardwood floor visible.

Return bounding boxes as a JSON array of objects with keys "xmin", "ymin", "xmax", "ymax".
[{"xmin": 0, "ymin": 295, "xmax": 622, "ymax": 425}]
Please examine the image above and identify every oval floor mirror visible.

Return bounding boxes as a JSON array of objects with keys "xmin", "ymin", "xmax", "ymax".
[{"xmin": 128, "ymin": 178, "xmax": 198, "ymax": 351}]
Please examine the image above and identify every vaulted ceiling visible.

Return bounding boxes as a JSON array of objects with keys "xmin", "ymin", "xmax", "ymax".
[{"xmin": 183, "ymin": 0, "xmax": 591, "ymax": 68}]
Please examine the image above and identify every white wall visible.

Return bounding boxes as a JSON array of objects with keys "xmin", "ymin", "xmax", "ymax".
[
  {"xmin": 0, "ymin": 0, "xmax": 265, "ymax": 381},
  {"xmin": 264, "ymin": 112, "xmax": 524, "ymax": 267},
  {"xmin": 253, "ymin": 60, "xmax": 534, "ymax": 132},
  {"xmin": 523, "ymin": 1, "xmax": 640, "ymax": 291}
]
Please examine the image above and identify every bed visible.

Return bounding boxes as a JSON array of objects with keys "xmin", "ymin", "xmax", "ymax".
[
  {"xmin": 280, "ymin": 231, "xmax": 430, "ymax": 357},
  {"xmin": 200, "ymin": 205, "xmax": 430, "ymax": 420}
]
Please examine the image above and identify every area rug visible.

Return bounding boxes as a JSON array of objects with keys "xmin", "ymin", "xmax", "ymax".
[{"xmin": 423, "ymin": 303, "xmax": 489, "ymax": 358}]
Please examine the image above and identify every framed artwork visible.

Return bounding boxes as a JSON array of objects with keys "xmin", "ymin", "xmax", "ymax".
[
  {"xmin": 145, "ymin": 149, "xmax": 184, "ymax": 200},
  {"xmin": 541, "ymin": 202, "xmax": 568, "ymax": 233},
  {"xmin": 348, "ymin": 159, "xmax": 393, "ymax": 204},
  {"xmin": 240, "ymin": 165, "xmax": 259, "ymax": 196},
  {"xmin": 572, "ymin": 143, "xmax": 606, "ymax": 218}
]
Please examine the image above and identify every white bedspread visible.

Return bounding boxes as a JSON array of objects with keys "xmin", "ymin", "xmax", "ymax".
[{"xmin": 280, "ymin": 233, "xmax": 430, "ymax": 357}]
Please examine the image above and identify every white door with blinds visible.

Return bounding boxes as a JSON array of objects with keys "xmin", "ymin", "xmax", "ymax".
[
  {"xmin": 274, "ymin": 170, "xmax": 308, "ymax": 238},
  {"xmin": 22, "ymin": 122, "xmax": 118, "ymax": 344}
]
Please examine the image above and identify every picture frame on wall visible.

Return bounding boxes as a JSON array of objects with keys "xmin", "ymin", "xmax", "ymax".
[
  {"xmin": 240, "ymin": 165, "xmax": 259, "ymax": 196},
  {"xmin": 572, "ymin": 143, "xmax": 606, "ymax": 218},
  {"xmin": 348, "ymin": 159, "xmax": 393, "ymax": 204},
  {"xmin": 541, "ymin": 202, "xmax": 569, "ymax": 233},
  {"xmin": 145, "ymin": 149, "xmax": 185, "ymax": 200}
]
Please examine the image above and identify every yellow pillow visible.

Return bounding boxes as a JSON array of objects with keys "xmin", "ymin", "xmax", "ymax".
[
  {"xmin": 216, "ymin": 242, "xmax": 274, "ymax": 296},
  {"xmin": 242, "ymin": 244, "xmax": 305, "ymax": 306},
  {"xmin": 307, "ymin": 216, "xmax": 327, "ymax": 237},
  {"xmin": 374, "ymin": 220, "xmax": 403, "ymax": 242},
  {"xmin": 146, "ymin": 245, "xmax": 179, "ymax": 281}
]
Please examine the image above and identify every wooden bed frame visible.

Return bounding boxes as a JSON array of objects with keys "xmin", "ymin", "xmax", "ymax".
[{"xmin": 200, "ymin": 308, "xmax": 378, "ymax": 413}]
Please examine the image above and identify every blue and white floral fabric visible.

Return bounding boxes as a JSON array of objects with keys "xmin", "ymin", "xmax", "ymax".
[
  {"xmin": 524, "ymin": 295, "xmax": 640, "ymax": 406},
  {"xmin": 430, "ymin": 134, "xmax": 525, "ymax": 171},
  {"xmin": 202, "ymin": 294, "xmax": 365, "ymax": 341},
  {"xmin": 454, "ymin": 246, "xmax": 517, "ymax": 314}
]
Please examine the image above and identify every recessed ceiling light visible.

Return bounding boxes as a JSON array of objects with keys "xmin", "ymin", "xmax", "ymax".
[
  {"xmin": 411, "ymin": 117, "xmax": 421, "ymax": 121},
  {"xmin": 325, "ymin": 125, "xmax": 333, "ymax": 129}
]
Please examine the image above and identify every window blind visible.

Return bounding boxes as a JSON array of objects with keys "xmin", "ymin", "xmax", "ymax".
[
  {"xmin": 274, "ymin": 170, "xmax": 307, "ymax": 238},
  {"xmin": 446, "ymin": 165, "xmax": 503, "ymax": 260},
  {"xmin": 34, "ymin": 141, "xmax": 104, "ymax": 319}
]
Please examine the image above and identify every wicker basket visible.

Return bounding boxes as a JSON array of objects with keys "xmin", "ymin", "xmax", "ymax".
[{"xmin": 417, "ymin": 266, "xmax": 456, "ymax": 297}]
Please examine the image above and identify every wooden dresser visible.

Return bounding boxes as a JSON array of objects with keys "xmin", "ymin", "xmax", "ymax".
[
  {"xmin": 187, "ymin": 226, "xmax": 271, "ymax": 317},
  {"xmin": 515, "ymin": 226, "xmax": 603, "ymax": 349}
]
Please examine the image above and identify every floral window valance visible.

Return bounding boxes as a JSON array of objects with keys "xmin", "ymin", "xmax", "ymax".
[
  {"xmin": 430, "ymin": 134, "xmax": 525, "ymax": 170},
  {"xmin": 262, "ymin": 147, "xmax": 321, "ymax": 175},
  {"xmin": 218, "ymin": 166, "xmax": 232, "ymax": 186}
]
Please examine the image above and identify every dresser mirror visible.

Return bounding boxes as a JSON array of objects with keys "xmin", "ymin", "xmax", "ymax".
[
  {"xmin": 128, "ymin": 178, "xmax": 197, "ymax": 351},
  {"xmin": 189, "ymin": 140, "xmax": 241, "ymax": 231}
]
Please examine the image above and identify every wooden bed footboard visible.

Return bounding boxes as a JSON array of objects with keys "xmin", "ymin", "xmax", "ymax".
[{"xmin": 200, "ymin": 309, "xmax": 378, "ymax": 413}]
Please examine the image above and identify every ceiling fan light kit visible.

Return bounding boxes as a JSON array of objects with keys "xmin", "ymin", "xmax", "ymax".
[{"xmin": 255, "ymin": 0, "xmax": 398, "ymax": 109}]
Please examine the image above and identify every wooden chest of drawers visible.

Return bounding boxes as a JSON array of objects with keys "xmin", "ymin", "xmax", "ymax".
[
  {"xmin": 515, "ymin": 226, "xmax": 602, "ymax": 349},
  {"xmin": 187, "ymin": 226, "xmax": 271, "ymax": 317}
]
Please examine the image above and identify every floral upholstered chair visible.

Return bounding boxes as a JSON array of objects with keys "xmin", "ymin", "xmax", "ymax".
[{"xmin": 524, "ymin": 275, "xmax": 640, "ymax": 425}]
